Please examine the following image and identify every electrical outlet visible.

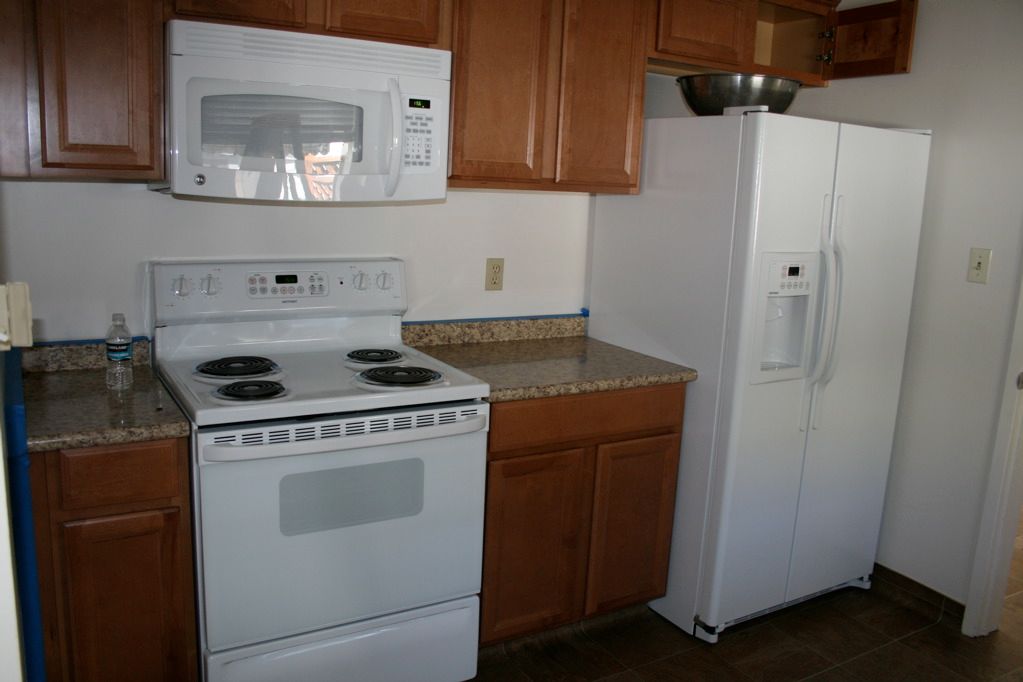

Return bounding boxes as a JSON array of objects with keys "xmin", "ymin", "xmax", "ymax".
[
  {"xmin": 967, "ymin": 247, "xmax": 992, "ymax": 284},
  {"xmin": 485, "ymin": 258, "xmax": 504, "ymax": 291}
]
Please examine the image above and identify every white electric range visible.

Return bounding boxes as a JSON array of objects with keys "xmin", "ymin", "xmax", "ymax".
[{"xmin": 151, "ymin": 258, "xmax": 489, "ymax": 682}]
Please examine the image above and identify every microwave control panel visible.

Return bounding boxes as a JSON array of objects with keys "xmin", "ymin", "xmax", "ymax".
[{"xmin": 403, "ymin": 98, "xmax": 435, "ymax": 172}]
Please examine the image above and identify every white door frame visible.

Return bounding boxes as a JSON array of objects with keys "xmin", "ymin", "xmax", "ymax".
[{"xmin": 962, "ymin": 253, "xmax": 1023, "ymax": 636}]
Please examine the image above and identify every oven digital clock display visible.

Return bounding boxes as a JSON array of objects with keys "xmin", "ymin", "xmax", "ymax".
[{"xmin": 275, "ymin": 274, "xmax": 299, "ymax": 284}]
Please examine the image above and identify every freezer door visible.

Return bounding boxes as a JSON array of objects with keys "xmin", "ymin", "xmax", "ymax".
[{"xmin": 785, "ymin": 125, "xmax": 931, "ymax": 602}]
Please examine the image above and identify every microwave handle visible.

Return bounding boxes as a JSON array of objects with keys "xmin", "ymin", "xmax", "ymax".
[{"xmin": 385, "ymin": 78, "xmax": 402, "ymax": 197}]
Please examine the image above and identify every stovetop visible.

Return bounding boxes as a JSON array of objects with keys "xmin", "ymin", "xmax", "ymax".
[
  {"xmin": 157, "ymin": 340, "xmax": 488, "ymax": 426},
  {"xmin": 150, "ymin": 258, "xmax": 489, "ymax": 427}
]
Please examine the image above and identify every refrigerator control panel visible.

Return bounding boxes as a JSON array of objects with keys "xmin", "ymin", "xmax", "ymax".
[{"xmin": 767, "ymin": 261, "xmax": 813, "ymax": 296}]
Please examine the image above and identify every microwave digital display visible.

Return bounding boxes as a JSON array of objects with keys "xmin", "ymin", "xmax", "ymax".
[
  {"xmin": 275, "ymin": 275, "xmax": 299, "ymax": 284},
  {"xmin": 409, "ymin": 98, "xmax": 431, "ymax": 109}
]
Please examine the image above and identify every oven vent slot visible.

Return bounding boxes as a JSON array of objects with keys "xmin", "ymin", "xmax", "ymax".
[
  {"xmin": 319, "ymin": 424, "xmax": 342, "ymax": 439},
  {"xmin": 204, "ymin": 405, "xmax": 488, "ymax": 447},
  {"xmin": 268, "ymin": 429, "xmax": 291, "ymax": 443}
]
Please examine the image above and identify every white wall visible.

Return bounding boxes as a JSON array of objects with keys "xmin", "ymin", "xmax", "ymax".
[
  {"xmin": 647, "ymin": 1, "xmax": 1023, "ymax": 601},
  {"xmin": 0, "ymin": 184, "xmax": 590, "ymax": 341}
]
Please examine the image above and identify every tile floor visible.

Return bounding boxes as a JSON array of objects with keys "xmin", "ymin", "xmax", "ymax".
[{"xmin": 475, "ymin": 509, "xmax": 1023, "ymax": 681}]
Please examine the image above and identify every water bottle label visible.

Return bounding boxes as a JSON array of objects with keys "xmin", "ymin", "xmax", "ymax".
[{"xmin": 107, "ymin": 341, "xmax": 133, "ymax": 362}]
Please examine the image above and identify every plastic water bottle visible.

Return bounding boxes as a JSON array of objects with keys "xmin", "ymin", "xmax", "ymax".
[{"xmin": 105, "ymin": 313, "xmax": 133, "ymax": 390}]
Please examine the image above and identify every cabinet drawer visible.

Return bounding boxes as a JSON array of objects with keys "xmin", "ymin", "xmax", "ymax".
[
  {"xmin": 489, "ymin": 384, "xmax": 685, "ymax": 454},
  {"xmin": 57, "ymin": 439, "xmax": 182, "ymax": 511}
]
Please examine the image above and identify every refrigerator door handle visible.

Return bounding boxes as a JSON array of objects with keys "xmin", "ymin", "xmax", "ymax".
[
  {"xmin": 812, "ymin": 195, "xmax": 846, "ymax": 430},
  {"xmin": 800, "ymin": 193, "xmax": 835, "ymax": 432}
]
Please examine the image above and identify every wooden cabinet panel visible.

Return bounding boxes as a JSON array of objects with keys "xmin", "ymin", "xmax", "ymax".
[
  {"xmin": 326, "ymin": 0, "xmax": 440, "ymax": 43},
  {"xmin": 0, "ymin": 0, "xmax": 30, "ymax": 176},
  {"xmin": 586, "ymin": 434, "xmax": 682, "ymax": 615},
  {"xmin": 827, "ymin": 0, "xmax": 916, "ymax": 79},
  {"xmin": 482, "ymin": 385, "xmax": 687, "ymax": 642},
  {"xmin": 61, "ymin": 509, "xmax": 194, "ymax": 682},
  {"xmin": 449, "ymin": 0, "xmax": 560, "ymax": 182},
  {"xmin": 489, "ymin": 384, "xmax": 686, "ymax": 455},
  {"xmin": 57, "ymin": 439, "xmax": 180, "ymax": 511},
  {"xmin": 656, "ymin": 0, "xmax": 756, "ymax": 66},
  {"xmin": 173, "ymin": 0, "xmax": 308, "ymax": 27},
  {"xmin": 481, "ymin": 448, "xmax": 592, "ymax": 644},
  {"xmin": 556, "ymin": 0, "xmax": 647, "ymax": 188},
  {"xmin": 32, "ymin": 438, "xmax": 197, "ymax": 682},
  {"xmin": 34, "ymin": 0, "xmax": 162, "ymax": 176}
]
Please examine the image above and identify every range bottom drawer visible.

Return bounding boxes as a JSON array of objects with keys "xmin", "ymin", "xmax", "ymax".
[{"xmin": 206, "ymin": 596, "xmax": 480, "ymax": 682}]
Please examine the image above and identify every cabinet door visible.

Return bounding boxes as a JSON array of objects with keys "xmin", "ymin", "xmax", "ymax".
[
  {"xmin": 173, "ymin": 0, "xmax": 308, "ymax": 27},
  {"xmin": 656, "ymin": 0, "xmax": 756, "ymax": 66},
  {"xmin": 449, "ymin": 0, "xmax": 561, "ymax": 182},
  {"xmin": 556, "ymin": 0, "xmax": 647, "ymax": 189},
  {"xmin": 0, "ymin": 0, "xmax": 30, "ymax": 177},
  {"xmin": 826, "ymin": 0, "xmax": 916, "ymax": 79},
  {"xmin": 586, "ymin": 434, "xmax": 681, "ymax": 615},
  {"xmin": 59, "ymin": 509, "xmax": 195, "ymax": 682},
  {"xmin": 481, "ymin": 448, "xmax": 592, "ymax": 644},
  {"xmin": 326, "ymin": 0, "xmax": 440, "ymax": 43},
  {"xmin": 34, "ymin": 0, "xmax": 162, "ymax": 177}
]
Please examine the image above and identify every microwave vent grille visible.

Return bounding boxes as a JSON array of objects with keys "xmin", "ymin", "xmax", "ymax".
[{"xmin": 170, "ymin": 20, "xmax": 451, "ymax": 80}]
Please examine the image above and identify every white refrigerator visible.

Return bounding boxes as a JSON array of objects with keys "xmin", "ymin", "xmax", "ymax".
[{"xmin": 589, "ymin": 112, "xmax": 930, "ymax": 642}]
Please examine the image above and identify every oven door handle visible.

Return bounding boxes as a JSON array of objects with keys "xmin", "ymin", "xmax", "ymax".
[{"xmin": 201, "ymin": 415, "xmax": 488, "ymax": 463}]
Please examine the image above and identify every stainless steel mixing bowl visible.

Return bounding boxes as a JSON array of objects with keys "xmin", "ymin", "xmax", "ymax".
[{"xmin": 677, "ymin": 74, "xmax": 801, "ymax": 116}]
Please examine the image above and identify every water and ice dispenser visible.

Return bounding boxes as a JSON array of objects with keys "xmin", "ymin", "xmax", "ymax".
[{"xmin": 750, "ymin": 252, "xmax": 819, "ymax": 384}]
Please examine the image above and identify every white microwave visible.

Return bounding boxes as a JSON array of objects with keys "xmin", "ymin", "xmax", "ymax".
[{"xmin": 160, "ymin": 20, "xmax": 450, "ymax": 203}]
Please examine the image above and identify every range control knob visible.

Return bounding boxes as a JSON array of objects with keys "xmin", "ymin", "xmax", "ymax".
[
  {"xmin": 172, "ymin": 275, "xmax": 191, "ymax": 297},
  {"xmin": 376, "ymin": 272, "xmax": 394, "ymax": 290},
  {"xmin": 199, "ymin": 275, "xmax": 220, "ymax": 296},
  {"xmin": 353, "ymin": 271, "xmax": 370, "ymax": 290}
]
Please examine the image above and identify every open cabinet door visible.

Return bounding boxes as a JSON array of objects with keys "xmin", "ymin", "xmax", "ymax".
[{"xmin": 824, "ymin": 0, "xmax": 917, "ymax": 79}]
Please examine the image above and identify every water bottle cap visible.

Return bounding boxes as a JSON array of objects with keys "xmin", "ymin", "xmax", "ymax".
[{"xmin": 112, "ymin": 313, "xmax": 125, "ymax": 324}]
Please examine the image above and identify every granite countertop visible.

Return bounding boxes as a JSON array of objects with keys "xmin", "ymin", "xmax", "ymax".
[
  {"xmin": 424, "ymin": 336, "xmax": 697, "ymax": 402},
  {"xmin": 24, "ymin": 365, "xmax": 190, "ymax": 453}
]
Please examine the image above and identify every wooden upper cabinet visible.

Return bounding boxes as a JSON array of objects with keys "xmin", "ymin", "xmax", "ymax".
[
  {"xmin": 173, "ymin": 0, "xmax": 308, "ymax": 28},
  {"xmin": 450, "ymin": 0, "xmax": 560, "ymax": 182},
  {"xmin": 325, "ymin": 0, "xmax": 440, "ymax": 43},
  {"xmin": 450, "ymin": 0, "xmax": 645, "ymax": 193},
  {"xmin": 655, "ymin": 0, "xmax": 756, "ymax": 67},
  {"xmin": 556, "ymin": 0, "xmax": 647, "ymax": 189},
  {"xmin": 34, "ymin": 0, "xmax": 163, "ymax": 177},
  {"xmin": 0, "ymin": 0, "xmax": 30, "ymax": 176},
  {"xmin": 826, "ymin": 0, "xmax": 917, "ymax": 79}
]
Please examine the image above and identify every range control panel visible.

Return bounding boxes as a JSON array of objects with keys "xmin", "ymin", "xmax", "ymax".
[
  {"xmin": 402, "ymin": 98, "xmax": 436, "ymax": 172},
  {"xmin": 152, "ymin": 258, "xmax": 406, "ymax": 325}
]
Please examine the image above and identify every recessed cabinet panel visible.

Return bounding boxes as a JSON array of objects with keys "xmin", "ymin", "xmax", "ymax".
[
  {"xmin": 481, "ymin": 448, "xmax": 592, "ymax": 644},
  {"xmin": 174, "ymin": 0, "xmax": 308, "ymax": 27},
  {"xmin": 0, "ymin": 0, "xmax": 30, "ymax": 176},
  {"xmin": 556, "ymin": 0, "xmax": 647, "ymax": 188},
  {"xmin": 326, "ymin": 0, "xmax": 440, "ymax": 43},
  {"xmin": 450, "ymin": 0, "xmax": 558, "ymax": 181},
  {"xmin": 35, "ymin": 0, "xmax": 162, "ymax": 175},
  {"xmin": 827, "ymin": 0, "xmax": 917, "ymax": 79},
  {"xmin": 656, "ymin": 0, "xmax": 756, "ymax": 66},
  {"xmin": 586, "ymin": 434, "xmax": 682, "ymax": 615}
]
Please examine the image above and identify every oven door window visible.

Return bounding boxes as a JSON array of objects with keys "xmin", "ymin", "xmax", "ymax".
[{"xmin": 279, "ymin": 458, "xmax": 424, "ymax": 536}]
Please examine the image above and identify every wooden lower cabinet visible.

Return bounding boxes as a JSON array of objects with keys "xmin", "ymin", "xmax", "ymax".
[
  {"xmin": 480, "ymin": 384, "xmax": 686, "ymax": 644},
  {"xmin": 31, "ymin": 438, "xmax": 197, "ymax": 682}
]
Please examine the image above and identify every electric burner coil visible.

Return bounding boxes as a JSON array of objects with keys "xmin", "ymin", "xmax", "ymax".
[
  {"xmin": 216, "ymin": 380, "xmax": 287, "ymax": 401},
  {"xmin": 197, "ymin": 356, "xmax": 278, "ymax": 378},
  {"xmin": 357, "ymin": 366, "xmax": 443, "ymax": 386},
  {"xmin": 346, "ymin": 348, "xmax": 404, "ymax": 364}
]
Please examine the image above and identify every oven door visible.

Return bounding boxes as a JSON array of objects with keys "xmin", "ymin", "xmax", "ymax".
[{"xmin": 194, "ymin": 406, "xmax": 487, "ymax": 652}]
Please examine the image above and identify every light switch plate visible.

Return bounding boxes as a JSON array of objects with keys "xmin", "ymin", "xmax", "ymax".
[{"xmin": 968, "ymin": 247, "xmax": 992, "ymax": 284}]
